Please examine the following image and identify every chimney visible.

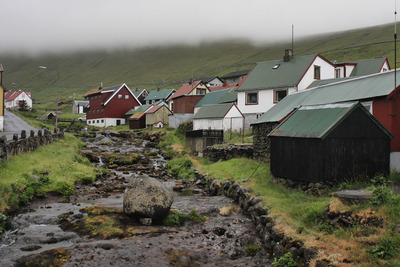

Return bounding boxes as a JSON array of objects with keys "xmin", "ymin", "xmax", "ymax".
[
  {"xmin": 189, "ymin": 79, "xmax": 193, "ymax": 85},
  {"xmin": 99, "ymin": 82, "xmax": 103, "ymax": 90},
  {"xmin": 284, "ymin": 49, "xmax": 293, "ymax": 62}
]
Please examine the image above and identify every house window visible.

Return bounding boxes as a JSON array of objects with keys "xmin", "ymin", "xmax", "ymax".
[
  {"xmin": 97, "ymin": 109, "xmax": 100, "ymax": 114},
  {"xmin": 88, "ymin": 110, "xmax": 91, "ymax": 115},
  {"xmin": 383, "ymin": 68, "xmax": 388, "ymax": 72},
  {"xmin": 88, "ymin": 121, "xmax": 91, "ymax": 124},
  {"xmin": 314, "ymin": 66, "xmax": 321, "ymax": 80},
  {"xmin": 118, "ymin": 94, "xmax": 122, "ymax": 99},
  {"xmin": 246, "ymin": 92, "xmax": 258, "ymax": 105},
  {"xmin": 274, "ymin": 89, "xmax": 288, "ymax": 103},
  {"xmin": 101, "ymin": 109, "xmax": 104, "ymax": 113},
  {"xmin": 97, "ymin": 120, "xmax": 99, "ymax": 123},
  {"xmin": 335, "ymin": 69, "xmax": 341, "ymax": 78},
  {"xmin": 125, "ymin": 95, "xmax": 129, "ymax": 99},
  {"xmin": 101, "ymin": 119, "xmax": 104, "ymax": 123}
]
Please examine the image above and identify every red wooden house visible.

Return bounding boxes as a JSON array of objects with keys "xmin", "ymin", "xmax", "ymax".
[
  {"xmin": 84, "ymin": 83, "xmax": 141, "ymax": 127},
  {"xmin": 167, "ymin": 80, "xmax": 210, "ymax": 114}
]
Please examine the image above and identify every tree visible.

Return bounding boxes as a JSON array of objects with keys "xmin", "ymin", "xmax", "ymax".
[{"xmin": 18, "ymin": 100, "xmax": 30, "ymax": 111}]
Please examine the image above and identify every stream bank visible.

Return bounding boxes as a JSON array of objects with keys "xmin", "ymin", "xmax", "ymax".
[{"xmin": 0, "ymin": 131, "xmax": 272, "ymax": 266}]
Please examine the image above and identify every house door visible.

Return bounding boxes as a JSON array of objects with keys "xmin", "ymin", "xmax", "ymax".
[{"xmin": 116, "ymin": 120, "xmax": 121, "ymax": 126}]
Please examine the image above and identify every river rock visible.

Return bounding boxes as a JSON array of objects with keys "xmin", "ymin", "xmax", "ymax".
[{"xmin": 123, "ymin": 176, "xmax": 173, "ymax": 222}]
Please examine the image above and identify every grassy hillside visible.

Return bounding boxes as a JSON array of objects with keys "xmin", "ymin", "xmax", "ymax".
[{"xmin": 0, "ymin": 22, "xmax": 398, "ymax": 114}]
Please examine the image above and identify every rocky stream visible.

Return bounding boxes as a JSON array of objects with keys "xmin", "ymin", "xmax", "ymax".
[{"xmin": 0, "ymin": 131, "xmax": 272, "ymax": 266}]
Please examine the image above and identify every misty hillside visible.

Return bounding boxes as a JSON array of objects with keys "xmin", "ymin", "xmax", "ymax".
[{"xmin": 0, "ymin": 22, "xmax": 398, "ymax": 112}]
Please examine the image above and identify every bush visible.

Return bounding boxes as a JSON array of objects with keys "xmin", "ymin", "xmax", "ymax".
[
  {"xmin": 272, "ymin": 252, "xmax": 297, "ymax": 267},
  {"xmin": 166, "ymin": 157, "xmax": 194, "ymax": 179},
  {"xmin": 371, "ymin": 237, "xmax": 399, "ymax": 259},
  {"xmin": 57, "ymin": 180, "xmax": 75, "ymax": 197},
  {"xmin": 370, "ymin": 186, "xmax": 394, "ymax": 206},
  {"xmin": 0, "ymin": 213, "xmax": 7, "ymax": 234},
  {"xmin": 163, "ymin": 208, "xmax": 206, "ymax": 226}
]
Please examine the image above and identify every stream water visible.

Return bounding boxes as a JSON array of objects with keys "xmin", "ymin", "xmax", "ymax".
[{"xmin": 0, "ymin": 132, "xmax": 271, "ymax": 266}]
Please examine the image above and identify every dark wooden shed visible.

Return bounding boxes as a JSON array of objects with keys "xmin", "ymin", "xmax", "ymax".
[
  {"xmin": 268, "ymin": 102, "xmax": 393, "ymax": 184},
  {"xmin": 128, "ymin": 112, "xmax": 146, "ymax": 129}
]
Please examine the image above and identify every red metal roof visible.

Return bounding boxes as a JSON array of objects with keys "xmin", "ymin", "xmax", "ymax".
[
  {"xmin": 169, "ymin": 80, "xmax": 202, "ymax": 100},
  {"xmin": 5, "ymin": 91, "xmax": 32, "ymax": 101}
]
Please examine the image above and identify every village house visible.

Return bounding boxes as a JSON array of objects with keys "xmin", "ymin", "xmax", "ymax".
[
  {"xmin": 252, "ymin": 70, "xmax": 400, "ymax": 171},
  {"xmin": 131, "ymin": 88, "xmax": 149, "ymax": 105},
  {"xmin": 192, "ymin": 103, "xmax": 244, "ymax": 132},
  {"xmin": 236, "ymin": 50, "xmax": 390, "ymax": 128},
  {"xmin": 199, "ymin": 76, "xmax": 224, "ymax": 88},
  {"xmin": 0, "ymin": 64, "xmax": 4, "ymax": 130},
  {"xmin": 145, "ymin": 104, "xmax": 173, "ymax": 127},
  {"xmin": 144, "ymin": 89, "xmax": 175, "ymax": 105},
  {"xmin": 72, "ymin": 100, "xmax": 88, "ymax": 114},
  {"xmin": 221, "ymin": 70, "xmax": 250, "ymax": 84},
  {"xmin": 269, "ymin": 102, "xmax": 392, "ymax": 183},
  {"xmin": 168, "ymin": 80, "xmax": 210, "ymax": 128},
  {"xmin": 4, "ymin": 90, "xmax": 32, "ymax": 110},
  {"xmin": 84, "ymin": 83, "xmax": 141, "ymax": 127},
  {"xmin": 194, "ymin": 87, "xmax": 237, "ymax": 114}
]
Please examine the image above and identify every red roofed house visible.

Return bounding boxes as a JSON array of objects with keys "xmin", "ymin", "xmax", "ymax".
[
  {"xmin": 145, "ymin": 104, "xmax": 173, "ymax": 127},
  {"xmin": 85, "ymin": 83, "xmax": 141, "ymax": 127},
  {"xmin": 168, "ymin": 80, "xmax": 210, "ymax": 128},
  {"xmin": 5, "ymin": 90, "xmax": 32, "ymax": 110}
]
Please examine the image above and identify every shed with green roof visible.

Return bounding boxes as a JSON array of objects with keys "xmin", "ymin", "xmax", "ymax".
[
  {"xmin": 193, "ymin": 103, "xmax": 244, "ymax": 132},
  {"xmin": 269, "ymin": 102, "xmax": 392, "ymax": 184}
]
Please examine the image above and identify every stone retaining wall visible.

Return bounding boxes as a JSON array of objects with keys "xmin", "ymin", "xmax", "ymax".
[
  {"xmin": 193, "ymin": 172, "xmax": 319, "ymax": 266},
  {"xmin": 0, "ymin": 129, "xmax": 64, "ymax": 161},
  {"xmin": 252, "ymin": 122, "xmax": 279, "ymax": 159},
  {"xmin": 203, "ymin": 144, "xmax": 254, "ymax": 162}
]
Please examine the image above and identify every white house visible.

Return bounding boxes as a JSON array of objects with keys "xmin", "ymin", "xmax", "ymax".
[
  {"xmin": 236, "ymin": 51, "xmax": 391, "ymax": 129},
  {"xmin": 72, "ymin": 100, "xmax": 89, "ymax": 114},
  {"xmin": 4, "ymin": 90, "xmax": 32, "ymax": 110},
  {"xmin": 192, "ymin": 103, "xmax": 244, "ymax": 132}
]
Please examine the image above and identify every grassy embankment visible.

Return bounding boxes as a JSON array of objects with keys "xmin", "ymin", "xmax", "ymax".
[
  {"xmin": 159, "ymin": 127, "xmax": 400, "ymax": 266},
  {"xmin": 0, "ymin": 133, "xmax": 98, "ymax": 215}
]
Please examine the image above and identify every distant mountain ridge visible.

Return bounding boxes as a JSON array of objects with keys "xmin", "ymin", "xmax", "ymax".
[{"xmin": 0, "ymin": 22, "xmax": 398, "ymax": 111}]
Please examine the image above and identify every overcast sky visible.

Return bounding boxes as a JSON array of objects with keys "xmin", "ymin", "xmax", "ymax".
[{"xmin": 0, "ymin": 0, "xmax": 397, "ymax": 55}]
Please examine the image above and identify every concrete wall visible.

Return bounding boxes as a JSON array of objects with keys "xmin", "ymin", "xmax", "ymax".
[{"xmin": 169, "ymin": 114, "xmax": 193, "ymax": 128}]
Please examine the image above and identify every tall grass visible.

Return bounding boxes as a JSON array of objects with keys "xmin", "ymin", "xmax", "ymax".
[{"xmin": 0, "ymin": 133, "xmax": 97, "ymax": 213}]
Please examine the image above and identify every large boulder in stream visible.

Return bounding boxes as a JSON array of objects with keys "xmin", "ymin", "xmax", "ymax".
[{"xmin": 123, "ymin": 176, "xmax": 173, "ymax": 223}]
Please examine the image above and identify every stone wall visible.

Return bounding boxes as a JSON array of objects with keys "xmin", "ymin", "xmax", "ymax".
[
  {"xmin": 193, "ymin": 172, "xmax": 318, "ymax": 266},
  {"xmin": 252, "ymin": 122, "xmax": 279, "ymax": 159},
  {"xmin": 0, "ymin": 129, "xmax": 64, "ymax": 161},
  {"xmin": 203, "ymin": 144, "xmax": 254, "ymax": 162}
]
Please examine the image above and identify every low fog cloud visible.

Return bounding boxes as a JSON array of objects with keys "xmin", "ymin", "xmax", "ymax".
[{"xmin": 0, "ymin": 0, "xmax": 396, "ymax": 55}]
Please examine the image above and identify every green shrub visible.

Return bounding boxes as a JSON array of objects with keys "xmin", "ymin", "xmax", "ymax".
[
  {"xmin": 370, "ymin": 186, "xmax": 394, "ymax": 206},
  {"xmin": 371, "ymin": 237, "xmax": 399, "ymax": 259},
  {"xmin": 57, "ymin": 180, "xmax": 75, "ymax": 197},
  {"xmin": 272, "ymin": 252, "xmax": 297, "ymax": 267},
  {"xmin": 371, "ymin": 175, "xmax": 387, "ymax": 186},
  {"xmin": 166, "ymin": 157, "xmax": 194, "ymax": 179},
  {"xmin": 163, "ymin": 208, "xmax": 206, "ymax": 226},
  {"xmin": 0, "ymin": 213, "xmax": 8, "ymax": 234}
]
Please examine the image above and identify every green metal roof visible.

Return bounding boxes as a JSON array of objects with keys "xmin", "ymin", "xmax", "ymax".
[
  {"xmin": 144, "ymin": 89, "xmax": 175, "ymax": 101},
  {"xmin": 268, "ymin": 102, "xmax": 393, "ymax": 139},
  {"xmin": 237, "ymin": 54, "xmax": 317, "ymax": 92},
  {"xmin": 269, "ymin": 102, "xmax": 357, "ymax": 138},
  {"xmin": 193, "ymin": 103, "xmax": 235, "ymax": 119},
  {"xmin": 218, "ymin": 87, "xmax": 238, "ymax": 103},
  {"xmin": 195, "ymin": 87, "xmax": 237, "ymax": 108},
  {"xmin": 125, "ymin": 104, "xmax": 153, "ymax": 115},
  {"xmin": 350, "ymin": 58, "xmax": 387, "ymax": 77},
  {"xmin": 195, "ymin": 89, "xmax": 227, "ymax": 107},
  {"xmin": 253, "ymin": 70, "xmax": 400, "ymax": 125}
]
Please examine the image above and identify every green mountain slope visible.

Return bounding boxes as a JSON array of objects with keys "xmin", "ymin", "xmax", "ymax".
[{"xmin": 0, "ymin": 22, "xmax": 398, "ymax": 112}]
